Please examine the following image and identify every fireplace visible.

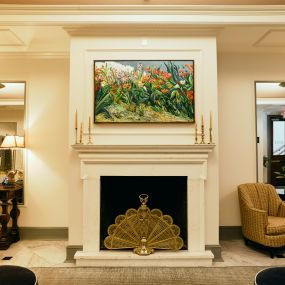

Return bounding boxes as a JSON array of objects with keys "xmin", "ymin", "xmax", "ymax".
[
  {"xmin": 73, "ymin": 144, "xmax": 215, "ymax": 266},
  {"xmin": 100, "ymin": 176, "xmax": 188, "ymax": 250}
]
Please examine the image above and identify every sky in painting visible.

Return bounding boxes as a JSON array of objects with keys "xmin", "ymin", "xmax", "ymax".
[{"xmin": 95, "ymin": 60, "xmax": 194, "ymax": 72}]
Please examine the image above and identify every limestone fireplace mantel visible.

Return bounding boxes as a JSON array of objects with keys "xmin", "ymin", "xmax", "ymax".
[
  {"xmin": 72, "ymin": 144, "xmax": 215, "ymax": 267},
  {"xmin": 72, "ymin": 144, "xmax": 215, "ymax": 163}
]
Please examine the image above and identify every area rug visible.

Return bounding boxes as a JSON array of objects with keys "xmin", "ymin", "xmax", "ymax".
[{"xmin": 31, "ymin": 266, "xmax": 265, "ymax": 285}]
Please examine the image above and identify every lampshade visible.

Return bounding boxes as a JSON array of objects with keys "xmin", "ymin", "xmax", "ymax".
[
  {"xmin": 15, "ymin": 136, "xmax": 25, "ymax": 148},
  {"xmin": 0, "ymin": 135, "xmax": 25, "ymax": 148}
]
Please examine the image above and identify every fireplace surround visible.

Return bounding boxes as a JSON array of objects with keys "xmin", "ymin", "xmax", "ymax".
[{"xmin": 73, "ymin": 144, "xmax": 215, "ymax": 266}]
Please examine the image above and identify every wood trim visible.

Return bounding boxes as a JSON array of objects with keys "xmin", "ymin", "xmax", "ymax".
[
  {"xmin": 19, "ymin": 227, "xmax": 68, "ymax": 240},
  {"xmin": 206, "ymin": 245, "xmax": 222, "ymax": 261},
  {"xmin": 219, "ymin": 226, "xmax": 243, "ymax": 240},
  {"xmin": 0, "ymin": 52, "xmax": 69, "ymax": 59},
  {"xmin": 66, "ymin": 245, "xmax": 82, "ymax": 262},
  {"xmin": 1, "ymin": 0, "xmax": 285, "ymax": 5}
]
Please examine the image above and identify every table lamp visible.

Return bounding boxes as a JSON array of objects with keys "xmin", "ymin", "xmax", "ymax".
[{"xmin": 0, "ymin": 135, "xmax": 25, "ymax": 185}]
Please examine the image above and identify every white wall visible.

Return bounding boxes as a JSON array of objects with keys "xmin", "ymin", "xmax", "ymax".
[
  {"xmin": 0, "ymin": 57, "xmax": 69, "ymax": 227},
  {"xmin": 68, "ymin": 35, "xmax": 219, "ymax": 246},
  {"xmin": 218, "ymin": 52, "xmax": 285, "ymax": 226},
  {"xmin": 2, "ymin": 42, "xmax": 282, "ymax": 235}
]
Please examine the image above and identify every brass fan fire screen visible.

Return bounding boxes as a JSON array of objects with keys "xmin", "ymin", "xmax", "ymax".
[{"xmin": 104, "ymin": 194, "xmax": 184, "ymax": 255}]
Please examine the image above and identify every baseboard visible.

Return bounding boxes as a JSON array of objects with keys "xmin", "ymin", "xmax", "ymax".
[
  {"xmin": 19, "ymin": 227, "xmax": 68, "ymax": 240},
  {"xmin": 17, "ymin": 226, "xmax": 239, "ymax": 262},
  {"xmin": 19, "ymin": 226, "xmax": 242, "ymax": 240},
  {"xmin": 18, "ymin": 226, "xmax": 241, "ymax": 241},
  {"xmin": 219, "ymin": 226, "xmax": 242, "ymax": 240},
  {"xmin": 206, "ymin": 244, "xmax": 222, "ymax": 261},
  {"xmin": 66, "ymin": 245, "xmax": 83, "ymax": 262}
]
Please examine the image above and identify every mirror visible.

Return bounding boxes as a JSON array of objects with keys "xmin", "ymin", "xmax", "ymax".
[
  {"xmin": 0, "ymin": 82, "xmax": 25, "ymax": 202},
  {"xmin": 256, "ymin": 81, "xmax": 285, "ymax": 197}
]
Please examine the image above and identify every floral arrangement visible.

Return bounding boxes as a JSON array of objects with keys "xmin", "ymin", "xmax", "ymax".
[{"xmin": 94, "ymin": 60, "xmax": 195, "ymax": 123}]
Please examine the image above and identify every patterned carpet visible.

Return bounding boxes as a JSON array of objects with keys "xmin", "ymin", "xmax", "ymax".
[{"xmin": 31, "ymin": 266, "xmax": 265, "ymax": 285}]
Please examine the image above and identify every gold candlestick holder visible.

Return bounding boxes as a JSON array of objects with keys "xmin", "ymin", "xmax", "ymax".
[
  {"xmin": 88, "ymin": 134, "xmax": 92, "ymax": 144},
  {"xmin": 194, "ymin": 123, "xmax": 198, "ymax": 144},
  {"xmin": 208, "ymin": 128, "xmax": 213, "ymax": 144},
  {"xmin": 75, "ymin": 127, "xmax": 78, "ymax": 144},
  {"xmin": 87, "ymin": 117, "xmax": 93, "ymax": 145},
  {"xmin": 79, "ymin": 123, "xmax": 84, "ymax": 144},
  {"xmin": 200, "ymin": 124, "xmax": 205, "ymax": 144},
  {"xmin": 75, "ymin": 109, "xmax": 78, "ymax": 144}
]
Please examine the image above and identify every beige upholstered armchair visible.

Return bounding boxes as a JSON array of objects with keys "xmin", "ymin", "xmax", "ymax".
[{"xmin": 238, "ymin": 183, "xmax": 285, "ymax": 257}]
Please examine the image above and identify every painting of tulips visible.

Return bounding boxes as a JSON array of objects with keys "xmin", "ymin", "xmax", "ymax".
[{"xmin": 94, "ymin": 60, "xmax": 195, "ymax": 123}]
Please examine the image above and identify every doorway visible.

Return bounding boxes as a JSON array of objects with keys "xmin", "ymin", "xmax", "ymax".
[
  {"xmin": 256, "ymin": 81, "xmax": 285, "ymax": 197},
  {"xmin": 267, "ymin": 115, "xmax": 285, "ymax": 187}
]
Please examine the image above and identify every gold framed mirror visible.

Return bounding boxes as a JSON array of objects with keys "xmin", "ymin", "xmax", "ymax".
[
  {"xmin": 0, "ymin": 81, "xmax": 26, "ymax": 203},
  {"xmin": 256, "ymin": 81, "xmax": 285, "ymax": 198}
]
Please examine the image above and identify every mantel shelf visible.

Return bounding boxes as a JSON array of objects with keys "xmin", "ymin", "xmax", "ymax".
[{"xmin": 72, "ymin": 144, "xmax": 215, "ymax": 154}]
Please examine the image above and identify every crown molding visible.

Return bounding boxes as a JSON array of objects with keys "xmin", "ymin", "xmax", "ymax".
[
  {"xmin": 1, "ymin": 0, "xmax": 285, "ymax": 5},
  {"xmin": 0, "ymin": 4, "xmax": 285, "ymax": 25},
  {"xmin": 0, "ymin": 99, "xmax": 24, "ymax": 106},
  {"xmin": 0, "ymin": 51, "xmax": 69, "ymax": 59},
  {"xmin": 64, "ymin": 24, "xmax": 223, "ymax": 37},
  {"xmin": 0, "ymin": 4, "xmax": 285, "ymax": 14}
]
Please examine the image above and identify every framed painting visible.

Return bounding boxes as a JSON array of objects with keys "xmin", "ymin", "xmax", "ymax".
[{"xmin": 94, "ymin": 60, "xmax": 194, "ymax": 123}]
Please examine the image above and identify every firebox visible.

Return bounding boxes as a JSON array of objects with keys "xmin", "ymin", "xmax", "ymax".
[{"xmin": 100, "ymin": 176, "xmax": 188, "ymax": 250}]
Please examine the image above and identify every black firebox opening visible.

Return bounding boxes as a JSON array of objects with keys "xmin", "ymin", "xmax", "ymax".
[{"xmin": 100, "ymin": 176, "xmax": 187, "ymax": 250}]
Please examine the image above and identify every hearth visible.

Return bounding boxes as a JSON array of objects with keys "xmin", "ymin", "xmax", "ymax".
[{"xmin": 100, "ymin": 176, "xmax": 187, "ymax": 250}]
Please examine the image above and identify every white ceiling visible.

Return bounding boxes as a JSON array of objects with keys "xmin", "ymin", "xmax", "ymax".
[
  {"xmin": 0, "ymin": 82, "xmax": 25, "ymax": 109},
  {"xmin": 0, "ymin": 82, "xmax": 25, "ymax": 100},
  {"xmin": 217, "ymin": 26, "xmax": 285, "ymax": 53},
  {"xmin": 256, "ymin": 82, "xmax": 285, "ymax": 114},
  {"xmin": 0, "ymin": 26, "xmax": 70, "ymax": 53},
  {"xmin": 0, "ymin": 25, "xmax": 284, "ymax": 54},
  {"xmin": 0, "ymin": 22, "xmax": 285, "ymax": 107},
  {"xmin": 256, "ymin": 82, "xmax": 285, "ymax": 98}
]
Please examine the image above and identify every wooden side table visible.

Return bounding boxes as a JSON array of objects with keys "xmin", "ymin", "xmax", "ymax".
[{"xmin": 0, "ymin": 184, "xmax": 22, "ymax": 249}]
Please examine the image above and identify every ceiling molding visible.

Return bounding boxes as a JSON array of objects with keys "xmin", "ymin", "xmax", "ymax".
[
  {"xmin": 1, "ymin": 0, "xmax": 285, "ymax": 5},
  {"xmin": 0, "ymin": 29, "xmax": 26, "ymax": 46},
  {"xmin": 0, "ymin": 51, "xmax": 69, "ymax": 59},
  {"xmin": 257, "ymin": 98, "xmax": 285, "ymax": 105},
  {"xmin": 64, "ymin": 24, "xmax": 223, "ymax": 37},
  {"xmin": 0, "ymin": 99, "xmax": 24, "ymax": 106},
  {"xmin": 253, "ymin": 29, "xmax": 285, "ymax": 47},
  {"xmin": 1, "ymin": 4, "xmax": 285, "ymax": 14},
  {"xmin": 1, "ymin": 6, "xmax": 285, "ymax": 26}
]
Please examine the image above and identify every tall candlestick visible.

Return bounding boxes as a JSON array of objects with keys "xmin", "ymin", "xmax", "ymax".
[
  {"xmin": 88, "ymin": 116, "xmax": 93, "ymax": 144},
  {"xmin": 75, "ymin": 110, "xmax": 78, "ymax": 144},
  {"xmin": 200, "ymin": 114, "xmax": 205, "ymax": 144},
  {"xmin": 208, "ymin": 111, "xmax": 213, "ymax": 144},
  {"xmin": 79, "ymin": 122, "xmax": 83, "ymax": 144}
]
